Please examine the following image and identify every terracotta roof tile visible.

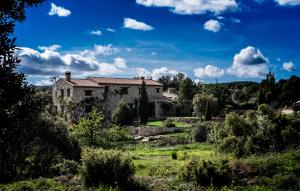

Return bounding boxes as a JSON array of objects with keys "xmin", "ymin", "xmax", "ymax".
[
  {"xmin": 67, "ymin": 79, "xmax": 104, "ymax": 87},
  {"xmin": 88, "ymin": 77, "xmax": 163, "ymax": 86}
]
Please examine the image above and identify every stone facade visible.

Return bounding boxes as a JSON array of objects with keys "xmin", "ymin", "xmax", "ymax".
[{"xmin": 52, "ymin": 72, "xmax": 166, "ymax": 120}]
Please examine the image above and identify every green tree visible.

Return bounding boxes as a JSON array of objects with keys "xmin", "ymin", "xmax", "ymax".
[
  {"xmin": 72, "ymin": 109, "xmax": 106, "ymax": 146},
  {"xmin": 0, "ymin": 0, "xmax": 64, "ymax": 182},
  {"xmin": 178, "ymin": 77, "xmax": 196, "ymax": 103},
  {"xmin": 193, "ymin": 93, "xmax": 218, "ymax": 120},
  {"xmin": 112, "ymin": 101, "xmax": 134, "ymax": 126},
  {"xmin": 138, "ymin": 80, "xmax": 149, "ymax": 124}
]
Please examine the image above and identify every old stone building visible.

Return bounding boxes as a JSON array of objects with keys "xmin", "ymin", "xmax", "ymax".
[{"xmin": 52, "ymin": 72, "xmax": 170, "ymax": 120}]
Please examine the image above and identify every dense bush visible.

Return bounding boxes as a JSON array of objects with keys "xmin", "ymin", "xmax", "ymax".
[
  {"xmin": 82, "ymin": 149, "xmax": 134, "ymax": 189},
  {"xmin": 112, "ymin": 102, "xmax": 134, "ymax": 126},
  {"xmin": 217, "ymin": 109, "xmax": 300, "ymax": 157},
  {"xmin": 180, "ymin": 159, "xmax": 231, "ymax": 187},
  {"xmin": 193, "ymin": 123, "xmax": 209, "ymax": 142},
  {"xmin": 0, "ymin": 178, "xmax": 65, "ymax": 191},
  {"xmin": 162, "ymin": 119, "xmax": 176, "ymax": 127},
  {"xmin": 51, "ymin": 159, "xmax": 79, "ymax": 176},
  {"xmin": 170, "ymin": 151, "xmax": 178, "ymax": 160},
  {"xmin": 72, "ymin": 109, "xmax": 108, "ymax": 147}
]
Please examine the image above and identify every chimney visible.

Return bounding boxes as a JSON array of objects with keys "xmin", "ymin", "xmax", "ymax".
[
  {"xmin": 65, "ymin": 72, "xmax": 71, "ymax": 82},
  {"xmin": 141, "ymin": 76, "xmax": 145, "ymax": 80}
]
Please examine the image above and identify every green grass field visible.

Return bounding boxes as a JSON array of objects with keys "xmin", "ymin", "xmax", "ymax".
[
  {"xmin": 128, "ymin": 143, "xmax": 229, "ymax": 176},
  {"xmin": 146, "ymin": 120, "xmax": 192, "ymax": 128}
]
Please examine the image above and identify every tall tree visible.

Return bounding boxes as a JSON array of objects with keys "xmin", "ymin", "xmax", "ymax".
[
  {"xmin": 178, "ymin": 77, "xmax": 197, "ymax": 103},
  {"xmin": 0, "ymin": 0, "xmax": 80, "ymax": 182},
  {"xmin": 138, "ymin": 80, "xmax": 149, "ymax": 124}
]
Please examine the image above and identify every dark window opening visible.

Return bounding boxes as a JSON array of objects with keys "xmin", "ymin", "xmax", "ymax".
[
  {"xmin": 156, "ymin": 88, "xmax": 160, "ymax": 93},
  {"xmin": 121, "ymin": 87, "xmax": 129, "ymax": 95},
  {"xmin": 60, "ymin": 89, "xmax": 64, "ymax": 97},
  {"xmin": 85, "ymin": 104, "xmax": 92, "ymax": 113},
  {"xmin": 138, "ymin": 87, "xmax": 141, "ymax": 94},
  {"xmin": 67, "ymin": 89, "xmax": 70, "ymax": 97},
  {"xmin": 85, "ymin": 90, "xmax": 93, "ymax": 96},
  {"xmin": 105, "ymin": 86, "xmax": 110, "ymax": 94},
  {"xmin": 61, "ymin": 105, "xmax": 64, "ymax": 113}
]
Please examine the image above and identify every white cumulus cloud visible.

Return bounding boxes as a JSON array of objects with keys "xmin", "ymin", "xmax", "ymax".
[
  {"xmin": 227, "ymin": 46, "xmax": 269, "ymax": 78},
  {"xmin": 48, "ymin": 3, "xmax": 71, "ymax": 17},
  {"xmin": 90, "ymin": 30, "xmax": 102, "ymax": 36},
  {"xmin": 123, "ymin": 18, "xmax": 154, "ymax": 31},
  {"xmin": 15, "ymin": 45, "xmax": 127, "ymax": 78},
  {"xmin": 136, "ymin": 0, "xmax": 238, "ymax": 15},
  {"xmin": 204, "ymin": 19, "xmax": 221, "ymax": 32},
  {"xmin": 283, "ymin": 61, "xmax": 296, "ymax": 71},
  {"xmin": 275, "ymin": 0, "xmax": 300, "ymax": 6},
  {"xmin": 194, "ymin": 65, "xmax": 224, "ymax": 78},
  {"xmin": 80, "ymin": 44, "xmax": 120, "ymax": 58},
  {"xmin": 38, "ymin": 44, "xmax": 61, "ymax": 51},
  {"xmin": 136, "ymin": 67, "xmax": 179, "ymax": 79}
]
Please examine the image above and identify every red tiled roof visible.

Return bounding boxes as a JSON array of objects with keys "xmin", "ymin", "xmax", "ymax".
[
  {"xmin": 67, "ymin": 79, "xmax": 104, "ymax": 87},
  {"xmin": 88, "ymin": 77, "xmax": 163, "ymax": 86}
]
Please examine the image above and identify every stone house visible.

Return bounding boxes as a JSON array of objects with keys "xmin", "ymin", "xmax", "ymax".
[{"xmin": 52, "ymin": 72, "xmax": 169, "ymax": 120}]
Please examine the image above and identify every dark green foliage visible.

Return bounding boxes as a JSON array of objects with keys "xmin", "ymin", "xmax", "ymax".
[
  {"xmin": 82, "ymin": 149, "xmax": 135, "ymax": 189},
  {"xmin": 217, "ymin": 108, "xmax": 300, "ymax": 157},
  {"xmin": 193, "ymin": 93, "xmax": 218, "ymax": 120},
  {"xmin": 181, "ymin": 159, "xmax": 231, "ymax": 187},
  {"xmin": 158, "ymin": 73, "xmax": 185, "ymax": 91},
  {"xmin": 72, "ymin": 109, "xmax": 106, "ymax": 147},
  {"xmin": 170, "ymin": 151, "xmax": 177, "ymax": 160},
  {"xmin": 112, "ymin": 102, "xmax": 134, "ymax": 126},
  {"xmin": 0, "ymin": 178, "xmax": 65, "ymax": 191},
  {"xmin": 162, "ymin": 119, "xmax": 176, "ymax": 127},
  {"xmin": 193, "ymin": 122, "xmax": 210, "ymax": 142},
  {"xmin": 138, "ymin": 80, "xmax": 149, "ymax": 124},
  {"xmin": 51, "ymin": 159, "xmax": 79, "ymax": 176},
  {"xmin": 178, "ymin": 77, "xmax": 197, "ymax": 105}
]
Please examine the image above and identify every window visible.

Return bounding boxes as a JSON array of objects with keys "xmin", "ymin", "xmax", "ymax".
[
  {"xmin": 85, "ymin": 104, "xmax": 92, "ymax": 113},
  {"xmin": 60, "ymin": 89, "xmax": 64, "ymax": 97},
  {"xmin": 61, "ymin": 105, "xmax": 64, "ymax": 113},
  {"xmin": 121, "ymin": 87, "xmax": 129, "ymax": 95},
  {"xmin": 138, "ymin": 87, "xmax": 141, "ymax": 95},
  {"xmin": 67, "ymin": 89, "xmax": 70, "ymax": 97},
  {"xmin": 85, "ymin": 90, "xmax": 93, "ymax": 96},
  {"xmin": 156, "ymin": 88, "xmax": 160, "ymax": 93}
]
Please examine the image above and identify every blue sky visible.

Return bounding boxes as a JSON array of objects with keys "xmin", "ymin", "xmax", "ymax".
[{"xmin": 14, "ymin": 0, "xmax": 300, "ymax": 85}]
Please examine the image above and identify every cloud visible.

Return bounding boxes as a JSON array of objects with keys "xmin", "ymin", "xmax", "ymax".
[
  {"xmin": 48, "ymin": 3, "xmax": 71, "ymax": 17},
  {"xmin": 230, "ymin": 18, "xmax": 241, "ymax": 23},
  {"xmin": 15, "ymin": 45, "xmax": 127, "ymax": 78},
  {"xmin": 38, "ymin": 44, "xmax": 61, "ymax": 51},
  {"xmin": 194, "ymin": 65, "xmax": 224, "ymax": 78},
  {"xmin": 136, "ymin": 0, "xmax": 238, "ymax": 15},
  {"xmin": 227, "ymin": 46, "xmax": 269, "ymax": 78},
  {"xmin": 106, "ymin": 28, "xmax": 116, "ymax": 32},
  {"xmin": 275, "ymin": 0, "xmax": 300, "ymax": 6},
  {"xmin": 283, "ymin": 61, "xmax": 296, "ymax": 71},
  {"xmin": 80, "ymin": 44, "xmax": 120, "ymax": 58},
  {"xmin": 136, "ymin": 67, "xmax": 179, "ymax": 79},
  {"xmin": 35, "ymin": 79, "xmax": 53, "ymax": 86},
  {"xmin": 123, "ymin": 18, "xmax": 154, "ymax": 31},
  {"xmin": 204, "ymin": 19, "xmax": 221, "ymax": 32},
  {"xmin": 90, "ymin": 30, "xmax": 102, "ymax": 36}
]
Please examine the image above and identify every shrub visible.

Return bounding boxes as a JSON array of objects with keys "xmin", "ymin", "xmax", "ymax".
[
  {"xmin": 193, "ymin": 123, "xmax": 209, "ymax": 142},
  {"xmin": 171, "ymin": 151, "xmax": 178, "ymax": 160},
  {"xmin": 112, "ymin": 102, "xmax": 134, "ymax": 126},
  {"xmin": 51, "ymin": 159, "xmax": 79, "ymax": 176},
  {"xmin": 180, "ymin": 159, "xmax": 231, "ymax": 187},
  {"xmin": 82, "ymin": 148, "xmax": 134, "ymax": 189},
  {"xmin": 72, "ymin": 109, "xmax": 108, "ymax": 147},
  {"xmin": 0, "ymin": 178, "xmax": 65, "ymax": 191},
  {"xmin": 162, "ymin": 119, "xmax": 176, "ymax": 127}
]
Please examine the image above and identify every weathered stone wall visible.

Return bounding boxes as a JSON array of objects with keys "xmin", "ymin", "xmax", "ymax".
[
  {"xmin": 102, "ymin": 84, "xmax": 163, "ymax": 117},
  {"xmin": 52, "ymin": 79, "xmax": 165, "ymax": 118}
]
